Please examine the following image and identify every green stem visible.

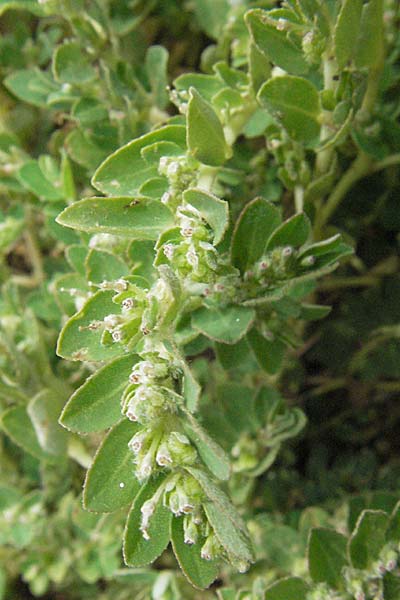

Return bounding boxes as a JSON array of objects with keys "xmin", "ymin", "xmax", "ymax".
[
  {"xmin": 316, "ymin": 53, "xmax": 338, "ymax": 175},
  {"xmin": 318, "ymin": 274, "xmax": 380, "ymax": 291},
  {"xmin": 294, "ymin": 184, "xmax": 304, "ymax": 213},
  {"xmin": 313, "ymin": 152, "xmax": 372, "ymax": 239},
  {"xmin": 371, "ymin": 153, "xmax": 400, "ymax": 173},
  {"xmin": 13, "ymin": 212, "xmax": 45, "ymax": 287}
]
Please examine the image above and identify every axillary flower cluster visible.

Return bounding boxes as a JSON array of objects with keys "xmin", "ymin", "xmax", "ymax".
[{"xmin": 88, "ymin": 151, "xmax": 243, "ymax": 565}]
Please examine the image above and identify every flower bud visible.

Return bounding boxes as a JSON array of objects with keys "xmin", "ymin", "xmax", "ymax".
[
  {"xmin": 156, "ymin": 440, "xmax": 173, "ymax": 467},
  {"xmin": 183, "ymin": 515, "xmax": 199, "ymax": 545},
  {"xmin": 200, "ymin": 532, "xmax": 220, "ymax": 561},
  {"xmin": 167, "ymin": 432, "xmax": 197, "ymax": 465},
  {"xmin": 300, "ymin": 255, "xmax": 316, "ymax": 269},
  {"xmin": 103, "ymin": 314, "xmax": 121, "ymax": 330},
  {"xmin": 140, "ymin": 499, "xmax": 156, "ymax": 540},
  {"xmin": 128, "ymin": 431, "xmax": 148, "ymax": 454}
]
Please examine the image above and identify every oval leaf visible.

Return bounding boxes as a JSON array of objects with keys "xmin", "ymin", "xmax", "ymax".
[
  {"xmin": 57, "ymin": 290, "xmax": 124, "ymax": 362},
  {"xmin": 170, "ymin": 515, "xmax": 219, "ymax": 589},
  {"xmin": 92, "ymin": 125, "xmax": 186, "ymax": 196},
  {"xmin": 83, "ymin": 419, "xmax": 140, "ymax": 512},
  {"xmin": 258, "ymin": 76, "xmax": 320, "ymax": 145},
  {"xmin": 183, "ymin": 188, "xmax": 229, "ymax": 245},
  {"xmin": 334, "ymin": 0, "xmax": 363, "ymax": 69},
  {"xmin": 60, "ymin": 355, "xmax": 138, "ymax": 433},
  {"xmin": 187, "ymin": 87, "xmax": 229, "ymax": 166},
  {"xmin": 266, "ymin": 213, "xmax": 311, "ymax": 251},
  {"xmin": 27, "ymin": 390, "xmax": 68, "ymax": 456},
  {"xmin": 231, "ymin": 197, "xmax": 281, "ymax": 273},
  {"xmin": 246, "ymin": 9, "xmax": 309, "ymax": 75},
  {"xmin": 0, "ymin": 406, "xmax": 56, "ymax": 463},
  {"xmin": 192, "ymin": 305, "xmax": 255, "ymax": 345},
  {"xmin": 183, "ymin": 414, "xmax": 230, "ymax": 481},
  {"xmin": 348, "ymin": 509, "xmax": 389, "ymax": 570},
  {"xmin": 308, "ymin": 528, "xmax": 348, "ymax": 589},
  {"xmin": 123, "ymin": 474, "xmax": 171, "ymax": 567},
  {"xmin": 57, "ymin": 197, "xmax": 174, "ymax": 239}
]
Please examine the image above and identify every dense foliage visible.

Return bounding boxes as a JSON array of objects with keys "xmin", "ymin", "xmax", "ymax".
[{"xmin": 0, "ymin": 1, "xmax": 399, "ymax": 598}]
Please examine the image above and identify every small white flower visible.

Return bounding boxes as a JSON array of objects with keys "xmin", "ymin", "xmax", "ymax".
[
  {"xmin": 122, "ymin": 297, "xmax": 135, "ymax": 310},
  {"xmin": 167, "ymin": 161, "xmax": 180, "ymax": 177},
  {"xmin": 104, "ymin": 314, "xmax": 120, "ymax": 329},
  {"xmin": 114, "ymin": 278, "xmax": 128, "ymax": 292},
  {"xmin": 111, "ymin": 329, "xmax": 123, "ymax": 342},
  {"xmin": 163, "ymin": 243, "xmax": 175, "ymax": 259}
]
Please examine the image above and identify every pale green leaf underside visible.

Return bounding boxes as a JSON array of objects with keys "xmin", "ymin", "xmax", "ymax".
[{"xmin": 57, "ymin": 196, "xmax": 174, "ymax": 239}]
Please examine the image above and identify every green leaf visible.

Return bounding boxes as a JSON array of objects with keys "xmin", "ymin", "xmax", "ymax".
[
  {"xmin": 27, "ymin": 390, "xmax": 68, "ymax": 456},
  {"xmin": 258, "ymin": 76, "xmax": 320, "ymax": 145},
  {"xmin": 83, "ymin": 419, "xmax": 140, "ymax": 512},
  {"xmin": 0, "ymin": 406, "xmax": 56, "ymax": 463},
  {"xmin": 183, "ymin": 413, "xmax": 230, "ymax": 481},
  {"xmin": 128, "ymin": 240, "xmax": 156, "ymax": 281},
  {"xmin": 92, "ymin": 125, "xmax": 186, "ymax": 196},
  {"xmin": 141, "ymin": 141, "xmax": 183, "ymax": 164},
  {"xmin": 18, "ymin": 160, "xmax": 64, "ymax": 201},
  {"xmin": 187, "ymin": 87, "xmax": 229, "ymax": 167},
  {"xmin": 174, "ymin": 73, "xmax": 225, "ymax": 102},
  {"xmin": 334, "ymin": 0, "xmax": 363, "ymax": 69},
  {"xmin": 298, "ymin": 235, "xmax": 353, "ymax": 271},
  {"xmin": 0, "ymin": 0, "xmax": 46, "ymax": 16},
  {"xmin": 247, "ymin": 328, "xmax": 285, "ymax": 375},
  {"xmin": 139, "ymin": 177, "xmax": 168, "ymax": 198},
  {"xmin": 203, "ymin": 501, "xmax": 254, "ymax": 566},
  {"xmin": 53, "ymin": 42, "xmax": 95, "ymax": 84},
  {"xmin": 231, "ymin": 197, "xmax": 281, "ymax": 274},
  {"xmin": 265, "ymin": 577, "xmax": 309, "ymax": 600},
  {"xmin": 57, "ymin": 197, "xmax": 174, "ymax": 239},
  {"xmin": 300, "ymin": 303, "xmax": 331, "ymax": 321},
  {"xmin": 60, "ymin": 355, "xmax": 138, "ymax": 433},
  {"xmin": 186, "ymin": 466, "xmax": 248, "ymax": 533},
  {"xmin": 170, "ymin": 516, "xmax": 219, "ymax": 589},
  {"xmin": 183, "ymin": 188, "xmax": 229, "ymax": 245},
  {"xmin": 182, "ymin": 362, "xmax": 201, "ymax": 413},
  {"xmin": 187, "ymin": 466, "xmax": 254, "ymax": 564},
  {"xmin": 72, "ymin": 97, "xmax": 108, "ymax": 125},
  {"xmin": 348, "ymin": 509, "xmax": 389, "ymax": 570},
  {"xmin": 192, "ymin": 0, "xmax": 230, "ymax": 39},
  {"xmin": 66, "ymin": 129, "xmax": 108, "ymax": 171},
  {"xmin": 266, "ymin": 213, "xmax": 311, "ymax": 250},
  {"xmin": 86, "ymin": 249, "xmax": 129, "ymax": 284},
  {"xmin": 246, "ymin": 9, "xmax": 308, "ymax": 75},
  {"xmin": 123, "ymin": 474, "xmax": 172, "ymax": 567},
  {"xmin": 249, "ymin": 42, "xmax": 272, "ymax": 94},
  {"xmin": 145, "ymin": 45, "xmax": 169, "ymax": 109},
  {"xmin": 4, "ymin": 68, "xmax": 57, "ymax": 108},
  {"xmin": 308, "ymin": 528, "xmax": 348, "ymax": 589},
  {"xmin": 192, "ymin": 305, "xmax": 255, "ymax": 344},
  {"xmin": 354, "ymin": 0, "xmax": 384, "ymax": 69},
  {"xmin": 57, "ymin": 290, "xmax": 124, "ymax": 362}
]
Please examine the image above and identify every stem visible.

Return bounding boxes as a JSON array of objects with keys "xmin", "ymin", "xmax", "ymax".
[
  {"xmin": 318, "ymin": 275, "xmax": 380, "ymax": 291},
  {"xmin": 316, "ymin": 53, "xmax": 338, "ymax": 175},
  {"xmin": 371, "ymin": 153, "xmax": 400, "ymax": 173},
  {"xmin": 313, "ymin": 152, "xmax": 372, "ymax": 239},
  {"xmin": 294, "ymin": 185, "xmax": 304, "ymax": 213},
  {"xmin": 314, "ymin": 53, "xmax": 384, "ymax": 236},
  {"xmin": 360, "ymin": 63, "xmax": 384, "ymax": 116},
  {"xmin": 13, "ymin": 212, "xmax": 45, "ymax": 287}
]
